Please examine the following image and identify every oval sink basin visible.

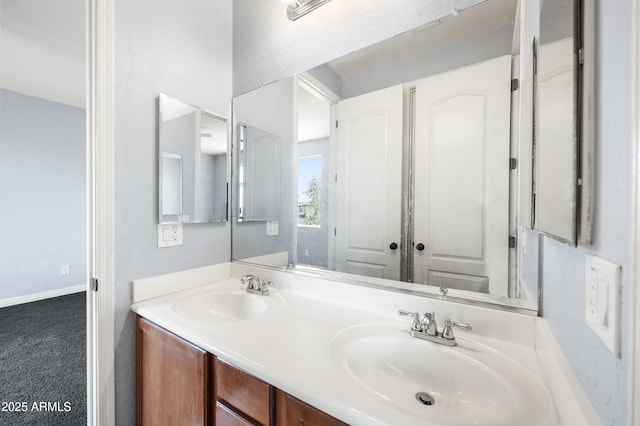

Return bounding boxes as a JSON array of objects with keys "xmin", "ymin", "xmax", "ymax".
[
  {"xmin": 328, "ymin": 324, "xmax": 557, "ymax": 426},
  {"xmin": 172, "ymin": 291, "xmax": 279, "ymax": 323}
]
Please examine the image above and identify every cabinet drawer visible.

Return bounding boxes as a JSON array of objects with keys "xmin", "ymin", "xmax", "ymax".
[
  {"xmin": 276, "ymin": 390, "xmax": 347, "ymax": 426},
  {"xmin": 215, "ymin": 359, "xmax": 272, "ymax": 425},
  {"xmin": 215, "ymin": 402, "xmax": 256, "ymax": 426}
]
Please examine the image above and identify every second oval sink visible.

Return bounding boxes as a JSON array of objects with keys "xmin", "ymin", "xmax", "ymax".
[{"xmin": 328, "ymin": 324, "xmax": 557, "ymax": 426}]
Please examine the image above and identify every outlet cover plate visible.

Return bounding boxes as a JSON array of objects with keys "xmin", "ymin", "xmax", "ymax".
[{"xmin": 157, "ymin": 224, "xmax": 183, "ymax": 248}]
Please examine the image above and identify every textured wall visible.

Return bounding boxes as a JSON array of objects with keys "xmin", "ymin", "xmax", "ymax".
[
  {"xmin": 114, "ymin": 0, "xmax": 232, "ymax": 424},
  {"xmin": 539, "ymin": 1, "xmax": 634, "ymax": 424},
  {"xmin": 232, "ymin": 0, "xmax": 486, "ymax": 95},
  {"xmin": 0, "ymin": 89, "xmax": 86, "ymax": 300}
]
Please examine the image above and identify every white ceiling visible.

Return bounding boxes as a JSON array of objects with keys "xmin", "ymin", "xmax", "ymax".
[
  {"xmin": 328, "ymin": 0, "xmax": 517, "ymax": 79},
  {"xmin": 1, "ymin": 0, "xmax": 86, "ymax": 108}
]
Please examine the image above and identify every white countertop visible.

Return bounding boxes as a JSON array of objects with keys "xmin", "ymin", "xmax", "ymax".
[{"xmin": 131, "ymin": 266, "xmax": 559, "ymax": 426}]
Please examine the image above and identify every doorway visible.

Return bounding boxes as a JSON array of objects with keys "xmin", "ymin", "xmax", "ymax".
[{"xmin": 0, "ymin": 0, "xmax": 88, "ymax": 424}]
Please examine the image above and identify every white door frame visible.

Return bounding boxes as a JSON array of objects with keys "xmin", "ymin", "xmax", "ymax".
[
  {"xmin": 86, "ymin": 0, "xmax": 115, "ymax": 424},
  {"xmin": 633, "ymin": 0, "xmax": 640, "ymax": 422}
]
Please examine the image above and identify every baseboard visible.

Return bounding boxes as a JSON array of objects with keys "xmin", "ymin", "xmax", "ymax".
[
  {"xmin": 0, "ymin": 284, "xmax": 86, "ymax": 308},
  {"xmin": 535, "ymin": 318, "xmax": 601, "ymax": 425}
]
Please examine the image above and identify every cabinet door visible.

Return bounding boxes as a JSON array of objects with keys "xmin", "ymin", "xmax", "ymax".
[{"xmin": 136, "ymin": 316, "xmax": 210, "ymax": 426}]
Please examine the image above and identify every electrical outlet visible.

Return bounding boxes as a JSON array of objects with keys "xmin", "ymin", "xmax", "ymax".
[
  {"xmin": 60, "ymin": 264, "xmax": 70, "ymax": 276},
  {"xmin": 157, "ymin": 224, "xmax": 183, "ymax": 247},
  {"xmin": 585, "ymin": 254, "xmax": 621, "ymax": 357},
  {"xmin": 266, "ymin": 220, "xmax": 279, "ymax": 236}
]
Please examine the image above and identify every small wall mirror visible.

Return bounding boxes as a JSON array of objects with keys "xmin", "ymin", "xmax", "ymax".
[
  {"xmin": 535, "ymin": 0, "xmax": 579, "ymax": 245},
  {"xmin": 158, "ymin": 94, "xmax": 228, "ymax": 224}
]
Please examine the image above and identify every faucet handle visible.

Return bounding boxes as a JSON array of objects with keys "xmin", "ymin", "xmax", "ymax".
[
  {"xmin": 442, "ymin": 319, "xmax": 472, "ymax": 340},
  {"xmin": 398, "ymin": 309, "xmax": 422, "ymax": 331},
  {"xmin": 259, "ymin": 279, "xmax": 271, "ymax": 295}
]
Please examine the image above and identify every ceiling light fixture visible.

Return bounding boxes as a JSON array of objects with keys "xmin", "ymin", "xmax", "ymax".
[{"xmin": 284, "ymin": 0, "xmax": 332, "ymax": 21}]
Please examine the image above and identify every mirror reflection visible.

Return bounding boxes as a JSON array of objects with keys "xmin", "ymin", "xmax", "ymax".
[
  {"xmin": 158, "ymin": 94, "xmax": 228, "ymax": 224},
  {"xmin": 536, "ymin": 0, "xmax": 578, "ymax": 245},
  {"xmin": 237, "ymin": 123, "xmax": 281, "ymax": 222},
  {"xmin": 231, "ymin": 0, "xmax": 578, "ymax": 311}
]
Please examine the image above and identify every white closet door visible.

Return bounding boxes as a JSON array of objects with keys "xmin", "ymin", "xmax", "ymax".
[
  {"xmin": 333, "ymin": 85, "xmax": 403, "ymax": 280},
  {"xmin": 413, "ymin": 56, "xmax": 511, "ymax": 296}
]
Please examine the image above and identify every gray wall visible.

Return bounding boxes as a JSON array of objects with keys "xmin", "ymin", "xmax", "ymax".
[
  {"xmin": 0, "ymin": 89, "xmax": 86, "ymax": 300},
  {"xmin": 114, "ymin": 0, "xmax": 232, "ymax": 424},
  {"xmin": 538, "ymin": 1, "xmax": 634, "ymax": 424}
]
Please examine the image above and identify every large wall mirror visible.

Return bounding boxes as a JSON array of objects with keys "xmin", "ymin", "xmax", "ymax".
[
  {"xmin": 231, "ymin": 0, "xmax": 584, "ymax": 312},
  {"xmin": 158, "ymin": 94, "xmax": 228, "ymax": 224}
]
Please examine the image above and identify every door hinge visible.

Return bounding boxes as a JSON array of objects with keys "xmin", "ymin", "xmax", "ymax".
[
  {"xmin": 91, "ymin": 277, "xmax": 99, "ymax": 292},
  {"xmin": 511, "ymin": 78, "xmax": 519, "ymax": 91},
  {"xmin": 334, "ymin": 228, "xmax": 337, "ymax": 236},
  {"xmin": 509, "ymin": 236, "xmax": 517, "ymax": 248},
  {"xmin": 335, "ymin": 120, "xmax": 339, "ymax": 128},
  {"xmin": 510, "ymin": 158, "xmax": 517, "ymax": 170},
  {"xmin": 578, "ymin": 47, "xmax": 584, "ymax": 65}
]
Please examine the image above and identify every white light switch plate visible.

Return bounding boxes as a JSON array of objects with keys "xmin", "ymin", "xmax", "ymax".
[
  {"xmin": 157, "ymin": 224, "xmax": 183, "ymax": 247},
  {"xmin": 585, "ymin": 254, "xmax": 621, "ymax": 357}
]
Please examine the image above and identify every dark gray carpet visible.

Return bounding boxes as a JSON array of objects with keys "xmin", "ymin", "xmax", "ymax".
[{"xmin": 0, "ymin": 292, "xmax": 87, "ymax": 426}]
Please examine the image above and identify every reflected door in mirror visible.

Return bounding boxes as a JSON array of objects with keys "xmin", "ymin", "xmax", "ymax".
[
  {"xmin": 333, "ymin": 85, "xmax": 403, "ymax": 280},
  {"xmin": 413, "ymin": 56, "xmax": 511, "ymax": 297}
]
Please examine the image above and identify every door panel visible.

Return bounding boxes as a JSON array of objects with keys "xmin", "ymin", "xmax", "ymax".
[
  {"xmin": 333, "ymin": 85, "xmax": 403, "ymax": 280},
  {"xmin": 413, "ymin": 56, "xmax": 511, "ymax": 296}
]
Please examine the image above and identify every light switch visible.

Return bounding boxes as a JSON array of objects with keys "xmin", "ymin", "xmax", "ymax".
[
  {"xmin": 585, "ymin": 254, "xmax": 621, "ymax": 357},
  {"xmin": 157, "ymin": 224, "xmax": 183, "ymax": 248}
]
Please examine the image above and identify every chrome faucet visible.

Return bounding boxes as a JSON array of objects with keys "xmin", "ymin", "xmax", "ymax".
[
  {"xmin": 398, "ymin": 309, "xmax": 471, "ymax": 346},
  {"xmin": 241, "ymin": 274, "xmax": 270, "ymax": 296}
]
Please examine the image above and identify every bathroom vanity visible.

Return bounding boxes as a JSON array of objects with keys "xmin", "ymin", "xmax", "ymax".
[
  {"xmin": 131, "ymin": 264, "xmax": 576, "ymax": 426},
  {"xmin": 136, "ymin": 316, "xmax": 344, "ymax": 425}
]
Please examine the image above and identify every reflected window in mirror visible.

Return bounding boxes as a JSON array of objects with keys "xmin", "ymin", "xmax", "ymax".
[{"xmin": 296, "ymin": 81, "xmax": 331, "ymax": 269}]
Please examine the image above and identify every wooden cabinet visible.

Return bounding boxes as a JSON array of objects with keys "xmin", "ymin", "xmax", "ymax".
[
  {"xmin": 136, "ymin": 316, "xmax": 348, "ymax": 426},
  {"xmin": 136, "ymin": 316, "xmax": 210, "ymax": 426}
]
